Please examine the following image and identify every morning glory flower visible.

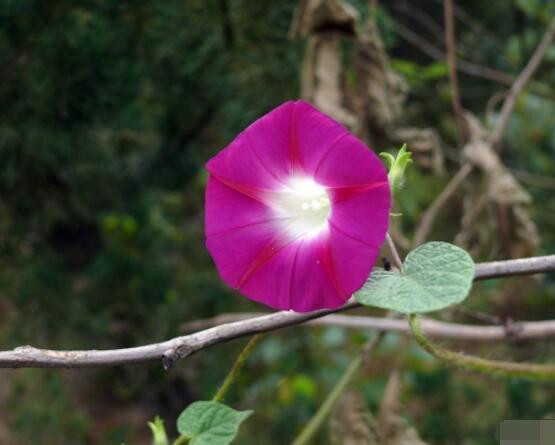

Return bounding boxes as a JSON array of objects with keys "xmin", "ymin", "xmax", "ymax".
[{"xmin": 205, "ymin": 101, "xmax": 390, "ymax": 312}]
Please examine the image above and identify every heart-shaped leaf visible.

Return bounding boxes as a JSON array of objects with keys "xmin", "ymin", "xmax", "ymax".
[
  {"xmin": 355, "ymin": 242, "xmax": 475, "ymax": 313},
  {"xmin": 177, "ymin": 401, "xmax": 252, "ymax": 445}
]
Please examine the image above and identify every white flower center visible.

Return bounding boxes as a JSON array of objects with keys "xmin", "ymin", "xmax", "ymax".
[{"xmin": 270, "ymin": 178, "xmax": 331, "ymax": 239}]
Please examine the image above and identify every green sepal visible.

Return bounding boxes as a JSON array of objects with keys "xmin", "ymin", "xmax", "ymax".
[
  {"xmin": 380, "ymin": 143, "xmax": 413, "ymax": 194},
  {"xmin": 148, "ymin": 416, "xmax": 169, "ymax": 445}
]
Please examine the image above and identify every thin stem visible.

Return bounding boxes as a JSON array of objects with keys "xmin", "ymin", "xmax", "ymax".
[
  {"xmin": 370, "ymin": 0, "xmax": 378, "ymax": 16},
  {"xmin": 170, "ymin": 335, "xmax": 264, "ymax": 445},
  {"xmin": 212, "ymin": 333, "xmax": 265, "ymax": 403},
  {"xmin": 444, "ymin": 0, "xmax": 465, "ymax": 144},
  {"xmin": 291, "ymin": 334, "xmax": 382, "ymax": 445},
  {"xmin": 409, "ymin": 314, "xmax": 555, "ymax": 380},
  {"xmin": 490, "ymin": 15, "xmax": 555, "ymax": 151},
  {"xmin": 172, "ymin": 436, "xmax": 189, "ymax": 445},
  {"xmin": 386, "ymin": 232, "xmax": 404, "ymax": 270},
  {"xmin": 291, "ymin": 355, "xmax": 362, "ymax": 445}
]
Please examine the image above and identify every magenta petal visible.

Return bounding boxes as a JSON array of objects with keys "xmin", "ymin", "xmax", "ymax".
[
  {"xmin": 206, "ymin": 223, "xmax": 272, "ymax": 290},
  {"xmin": 328, "ymin": 224, "xmax": 381, "ymax": 297},
  {"xmin": 205, "ymin": 176, "xmax": 278, "ymax": 236},
  {"xmin": 205, "ymin": 176, "xmax": 285, "ymax": 286},
  {"xmin": 313, "ymin": 133, "xmax": 388, "ymax": 188},
  {"xmin": 245, "ymin": 101, "xmax": 295, "ymax": 181},
  {"xmin": 292, "ymin": 101, "xmax": 351, "ymax": 175},
  {"xmin": 328, "ymin": 184, "xmax": 391, "ymax": 247},
  {"xmin": 290, "ymin": 101, "xmax": 388, "ymax": 187},
  {"xmin": 206, "ymin": 131, "xmax": 285, "ymax": 194},
  {"xmin": 236, "ymin": 242, "xmax": 300, "ymax": 311},
  {"xmin": 239, "ymin": 235, "xmax": 346, "ymax": 312},
  {"xmin": 206, "ymin": 102, "xmax": 297, "ymax": 191}
]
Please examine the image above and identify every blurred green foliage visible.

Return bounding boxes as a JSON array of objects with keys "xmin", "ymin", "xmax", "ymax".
[{"xmin": 0, "ymin": 0, "xmax": 555, "ymax": 444}]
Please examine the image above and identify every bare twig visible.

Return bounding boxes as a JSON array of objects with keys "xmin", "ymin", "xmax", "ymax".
[
  {"xmin": 440, "ymin": 144, "xmax": 555, "ymax": 191},
  {"xmin": 390, "ymin": 2, "xmax": 444, "ymax": 42},
  {"xmin": 511, "ymin": 168, "xmax": 555, "ymax": 191},
  {"xmin": 485, "ymin": 90, "xmax": 508, "ymax": 123},
  {"xmin": 472, "ymin": 254, "xmax": 555, "ymax": 280},
  {"xmin": 412, "ymin": 0, "xmax": 472, "ymax": 253},
  {"xmin": 490, "ymin": 16, "xmax": 555, "ymax": 151},
  {"xmin": 183, "ymin": 313, "xmax": 555, "ymax": 342},
  {"xmin": 447, "ymin": 0, "xmax": 505, "ymax": 51},
  {"xmin": 1, "ymin": 303, "xmax": 359, "ymax": 370},
  {"xmin": 390, "ymin": 18, "xmax": 555, "ymax": 100},
  {"xmin": 411, "ymin": 0, "xmax": 472, "ymax": 249},
  {"xmin": 444, "ymin": 0, "xmax": 465, "ymax": 143},
  {"xmin": 385, "ymin": 232, "xmax": 404, "ymax": 270},
  {"xmin": 453, "ymin": 306, "xmax": 502, "ymax": 325},
  {"xmin": 413, "ymin": 162, "xmax": 473, "ymax": 246},
  {"xmin": 0, "ymin": 255, "xmax": 554, "ymax": 369},
  {"xmin": 391, "ymin": 19, "xmax": 513, "ymax": 86},
  {"xmin": 370, "ymin": 0, "xmax": 378, "ymax": 16}
]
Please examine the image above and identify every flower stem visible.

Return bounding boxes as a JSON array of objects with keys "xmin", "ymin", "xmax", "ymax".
[
  {"xmin": 172, "ymin": 436, "xmax": 189, "ymax": 445},
  {"xmin": 212, "ymin": 333, "xmax": 265, "ymax": 403},
  {"xmin": 409, "ymin": 314, "xmax": 555, "ymax": 380},
  {"xmin": 170, "ymin": 335, "xmax": 264, "ymax": 445},
  {"xmin": 291, "ymin": 334, "xmax": 382, "ymax": 445},
  {"xmin": 386, "ymin": 232, "xmax": 404, "ymax": 270},
  {"xmin": 292, "ymin": 356, "xmax": 361, "ymax": 445}
]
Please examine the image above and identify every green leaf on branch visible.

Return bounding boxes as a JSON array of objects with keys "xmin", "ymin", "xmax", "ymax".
[
  {"xmin": 176, "ymin": 401, "xmax": 252, "ymax": 445},
  {"xmin": 355, "ymin": 242, "xmax": 475, "ymax": 314},
  {"xmin": 148, "ymin": 416, "xmax": 169, "ymax": 445}
]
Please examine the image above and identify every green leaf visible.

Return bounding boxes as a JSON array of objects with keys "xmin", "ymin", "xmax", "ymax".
[
  {"xmin": 148, "ymin": 416, "xmax": 169, "ymax": 445},
  {"xmin": 355, "ymin": 242, "xmax": 475, "ymax": 314},
  {"xmin": 177, "ymin": 401, "xmax": 253, "ymax": 445}
]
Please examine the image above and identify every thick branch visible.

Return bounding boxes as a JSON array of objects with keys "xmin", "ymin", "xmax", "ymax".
[
  {"xmin": 490, "ymin": 16, "xmax": 555, "ymax": 151},
  {"xmin": 0, "ymin": 255, "xmax": 554, "ymax": 369}
]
